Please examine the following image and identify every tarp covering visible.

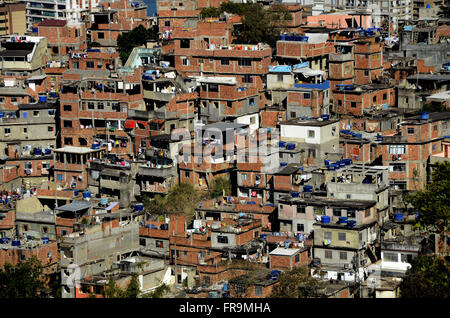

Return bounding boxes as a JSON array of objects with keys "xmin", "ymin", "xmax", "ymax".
[{"xmin": 294, "ymin": 67, "xmax": 325, "ymax": 77}]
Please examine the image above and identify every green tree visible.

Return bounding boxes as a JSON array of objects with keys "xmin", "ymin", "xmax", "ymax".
[
  {"xmin": 142, "ymin": 282, "xmax": 171, "ymax": 298},
  {"xmin": 400, "ymin": 255, "xmax": 450, "ymax": 298},
  {"xmin": 104, "ymin": 274, "xmax": 141, "ymax": 298},
  {"xmin": 209, "ymin": 176, "xmax": 231, "ymax": 198},
  {"xmin": 270, "ymin": 266, "xmax": 324, "ymax": 298},
  {"xmin": 422, "ymin": 102, "xmax": 447, "ymax": 113},
  {"xmin": 125, "ymin": 274, "xmax": 140, "ymax": 298},
  {"xmin": 406, "ymin": 162, "xmax": 450, "ymax": 252},
  {"xmin": 117, "ymin": 25, "xmax": 157, "ymax": 64},
  {"xmin": 200, "ymin": 7, "xmax": 221, "ymax": 18},
  {"xmin": 0, "ymin": 257, "xmax": 46, "ymax": 298},
  {"xmin": 234, "ymin": 3, "xmax": 292, "ymax": 48}
]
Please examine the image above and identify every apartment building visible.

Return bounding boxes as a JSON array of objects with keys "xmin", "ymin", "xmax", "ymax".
[{"xmin": 0, "ymin": 1, "xmax": 26, "ymax": 36}]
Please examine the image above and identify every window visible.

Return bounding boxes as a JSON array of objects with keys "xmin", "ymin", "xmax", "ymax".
[
  {"xmin": 220, "ymin": 58, "xmax": 229, "ymax": 65},
  {"xmin": 64, "ymin": 105, "xmax": 72, "ymax": 112},
  {"xmin": 297, "ymin": 223, "xmax": 304, "ymax": 232},
  {"xmin": 23, "ymin": 127, "xmax": 28, "ymax": 134},
  {"xmin": 0, "ymin": 97, "xmax": 4, "ymax": 103},
  {"xmin": 180, "ymin": 39, "xmax": 190, "ymax": 48},
  {"xmin": 217, "ymin": 235, "xmax": 228, "ymax": 244},
  {"xmin": 139, "ymin": 238, "xmax": 146, "ymax": 246},
  {"xmin": 351, "ymin": 101, "xmax": 357, "ymax": 108},
  {"xmin": 373, "ymin": 95, "xmax": 377, "ymax": 103},
  {"xmin": 384, "ymin": 252, "xmax": 398, "ymax": 262},
  {"xmin": 277, "ymin": 74, "xmax": 283, "ymax": 82},
  {"xmin": 304, "ymin": 92, "xmax": 311, "ymax": 99},
  {"xmin": 290, "ymin": 112, "xmax": 296, "ymax": 118},
  {"xmin": 88, "ymin": 102, "xmax": 95, "ymax": 109},
  {"xmin": 333, "ymin": 208, "xmax": 341, "ymax": 217},
  {"xmin": 64, "ymin": 137, "xmax": 73, "ymax": 145},
  {"xmin": 254, "ymin": 286, "xmax": 262, "ymax": 297},
  {"xmin": 407, "ymin": 127, "xmax": 414, "ymax": 134},
  {"xmin": 63, "ymin": 120, "xmax": 72, "ymax": 128},
  {"xmin": 98, "ymin": 32, "xmax": 104, "ymax": 39},
  {"xmin": 325, "ymin": 250, "xmax": 332, "ymax": 259},
  {"xmin": 242, "ymin": 75, "xmax": 253, "ymax": 83},
  {"xmin": 23, "ymin": 224, "xmax": 29, "ymax": 231},
  {"xmin": 72, "ymin": 61, "xmax": 79, "ymax": 69},
  {"xmin": 97, "ymin": 102, "xmax": 104, "ymax": 110},
  {"xmin": 338, "ymin": 232, "xmax": 346, "ymax": 241},
  {"xmin": 33, "ymin": 110, "xmax": 39, "ymax": 117},
  {"xmin": 324, "ymin": 232, "xmax": 332, "ymax": 240},
  {"xmin": 209, "ymin": 83, "xmax": 218, "ymax": 92},
  {"xmin": 295, "ymin": 253, "xmax": 300, "ymax": 263},
  {"xmin": 4, "ymin": 128, "xmax": 10, "ymax": 135},
  {"xmin": 11, "ymin": 97, "xmax": 17, "ymax": 103},
  {"xmin": 308, "ymin": 149, "xmax": 316, "ymax": 158},
  {"xmin": 340, "ymin": 251, "xmax": 347, "ymax": 260},
  {"xmin": 42, "ymin": 226, "xmax": 48, "ymax": 234},
  {"xmin": 389, "ymin": 163, "xmax": 406, "ymax": 172},
  {"xmin": 433, "ymin": 124, "xmax": 438, "ymax": 131},
  {"xmin": 308, "ymin": 130, "xmax": 315, "ymax": 138},
  {"xmin": 48, "ymin": 126, "xmax": 54, "ymax": 132},
  {"xmin": 364, "ymin": 70, "xmax": 369, "ymax": 76},
  {"xmin": 184, "ymin": 171, "xmax": 190, "ymax": 178},
  {"xmin": 383, "ymin": 93, "xmax": 387, "ymax": 100},
  {"xmin": 241, "ymin": 173, "xmax": 248, "ymax": 181},
  {"xmin": 227, "ymin": 101, "xmax": 233, "ymax": 108},
  {"xmin": 347, "ymin": 209, "xmax": 356, "ymax": 218},
  {"xmin": 365, "ymin": 210, "xmax": 371, "ymax": 218},
  {"xmin": 389, "ymin": 145, "xmax": 405, "ymax": 155},
  {"xmin": 164, "ymin": 21, "xmax": 170, "ymax": 27},
  {"xmin": 297, "ymin": 205, "xmax": 306, "ymax": 214},
  {"xmin": 238, "ymin": 58, "xmax": 251, "ymax": 66},
  {"xmin": 182, "ymin": 58, "xmax": 190, "ymax": 66}
]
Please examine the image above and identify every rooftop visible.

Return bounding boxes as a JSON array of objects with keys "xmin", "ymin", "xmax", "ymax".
[
  {"xmin": 53, "ymin": 146, "xmax": 104, "ymax": 154},
  {"xmin": 55, "ymin": 200, "xmax": 91, "ymax": 213}
]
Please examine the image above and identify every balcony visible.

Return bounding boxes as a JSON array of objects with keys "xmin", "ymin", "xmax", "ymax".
[
  {"xmin": 143, "ymin": 90, "xmax": 175, "ymax": 102},
  {"xmin": 138, "ymin": 164, "xmax": 176, "ymax": 178}
]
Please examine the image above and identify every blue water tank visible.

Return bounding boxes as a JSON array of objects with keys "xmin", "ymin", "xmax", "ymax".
[
  {"xmin": 12, "ymin": 240, "xmax": 20, "ymax": 247},
  {"xmin": 44, "ymin": 148, "xmax": 52, "ymax": 155},
  {"xmin": 394, "ymin": 213, "xmax": 404, "ymax": 221},
  {"xmin": 135, "ymin": 203, "xmax": 144, "ymax": 211},
  {"xmin": 280, "ymin": 35, "xmax": 287, "ymax": 41},
  {"xmin": 286, "ymin": 143, "xmax": 296, "ymax": 150},
  {"xmin": 42, "ymin": 237, "xmax": 49, "ymax": 244},
  {"xmin": 73, "ymin": 190, "xmax": 79, "ymax": 196},
  {"xmin": 321, "ymin": 216, "xmax": 330, "ymax": 224},
  {"xmin": 325, "ymin": 160, "xmax": 330, "ymax": 166},
  {"xmin": 339, "ymin": 216, "xmax": 348, "ymax": 224},
  {"xmin": 271, "ymin": 270, "xmax": 281, "ymax": 280},
  {"xmin": 38, "ymin": 95, "xmax": 47, "ymax": 102},
  {"xmin": 100, "ymin": 198, "xmax": 109, "ymax": 206},
  {"xmin": 280, "ymin": 162, "xmax": 287, "ymax": 167},
  {"xmin": 34, "ymin": 148, "xmax": 42, "ymax": 155},
  {"xmin": 420, "ymin": 112, "xmax": 429, "ymax": 120},
  {"xmin": 278, "ymin": 141, "xmax": 286, "ymax": 148},
  {"xmin": 321, "ymin": 114, "xmax": 330, "ymax": 121},
  {"xmin": 91, "ymin": 143, "xmax": 100, "ymax": 150},
  {"xmin": 82, "ymin": 191, "xmax": 91, "ymax": 198},
  {"xmin": 0, "ymin": 237, "xmax": 10, "ymax": 244},
  {"xmin": 344, "ymin": 159, "xmax": 352, "ymax": 165},
  {"xmin": 337, "ymin": 161, "xmax": 346, "ymax": 168},
  {"xmin": 260, "ymin": 234, "xmax": 268, "ymax": 239},
  {"xmin": 303, "ymin": 185, "xmax": 313, "ymax": 192},
  {"xmin": 328, "ymin": 164, "xmax": 337, "ymax": 171},
  {"xmin": 347, "ymin": 220, "xmax": 356, "ymax": 228},
  {"xmin": 292, "ymin": 191, "xmax": 299, "ymax": 198},
  {"xmin": 354, "ymin": 133, "xmax": 363, "ymax": 138},
  {"xmin": 32, "ymin": 27, "xmax": 38, "ymax": 33},
  {"xmin": 247, "ymin": 201, "xmax": 256, "ymax": 205}
]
